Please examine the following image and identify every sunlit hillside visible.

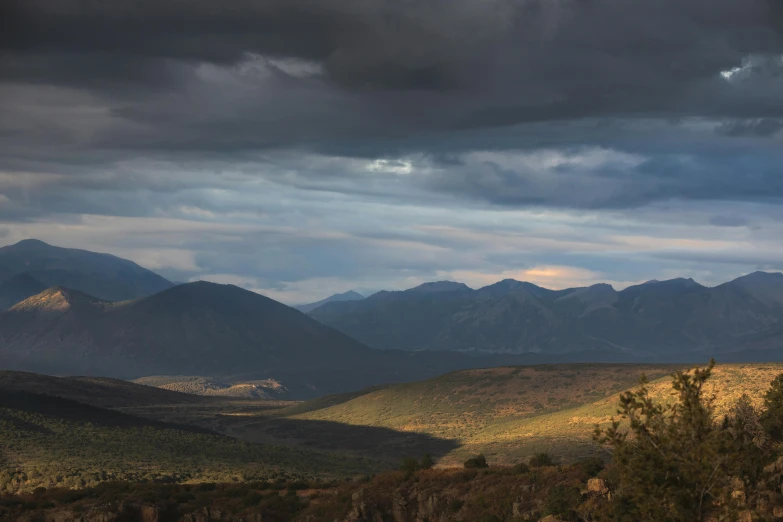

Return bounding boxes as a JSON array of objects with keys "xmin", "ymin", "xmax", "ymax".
[{"xmin": 278, "ymin": 363, "xmax": 783, "ymax": 465}]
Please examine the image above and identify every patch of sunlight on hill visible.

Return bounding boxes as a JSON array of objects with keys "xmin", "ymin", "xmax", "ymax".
[{"xmin": 289, "ymin": 363, "xmax": 783, "ymax": 466}]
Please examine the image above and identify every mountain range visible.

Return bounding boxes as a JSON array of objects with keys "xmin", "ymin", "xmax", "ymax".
[
  {"xmin": 2, "ymin": 238, "xmax": 783, "ymax": 398},
  {"xmin": 308, "ymin": 274, "xmax": 783, "ymax": 359},
  {"xmin": 0, "ymin": 239, "xmax": 173, "ymax": 305},
  {"xmin": 0, "ymin": 281, "xmax": 532, "ymax": 398}
]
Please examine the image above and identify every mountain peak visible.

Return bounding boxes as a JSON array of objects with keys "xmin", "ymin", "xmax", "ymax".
[
  {"xmin": 14, "ymin": 239, "xmax": 50, "ymax": 247},
  {"xmin": 296, "ymin": 289, "xmax": 366, "ymax": 313},
  {"xmin": 733, "ymin": 271, "xmax": 783, "ymax": 283},
  {"xmin": 9, "ymin": 286, "xmax": 109, "ymax": 314},
  {"xmin": 2, "ymin": 239, "xmax": 52, "ymax": 252},
  {"xmin": 727, "ymin": 271, "xmax": 783, "ymax": 305},
  {"xmin": 406, "ymin": 281, "xmax": 472, "ymax": 294}
]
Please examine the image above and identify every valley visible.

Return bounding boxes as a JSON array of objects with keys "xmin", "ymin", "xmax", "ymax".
[{"xmin": 1, "ymin": 240, "xmax": 783, "ymax": 520}]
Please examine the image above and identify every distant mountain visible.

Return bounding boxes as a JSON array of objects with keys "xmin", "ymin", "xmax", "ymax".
[
  {"xmin": 0, "ymin": 272, "xmax": 47, "ymax": 310},
  {"xmin": 0, "ymin": 282, "xmax": 536, "ymax": 398},
  {"xmin": 405, "ymin": 281, "xmax": 472, "ymax": 294},
  {"xmin": 0, "ymin": 282, "xmax": 371, "ymax": 378},
  {"xmin": 0, "ymin": 239, "xmax": 173, "ymax": 301},
  {"xmin": 296, "ymin": 290, "xmax": 365, "ymax": 313},
  {"xmin": 308, "ymin": 273, "xmax": 783, "ymax": 359}
]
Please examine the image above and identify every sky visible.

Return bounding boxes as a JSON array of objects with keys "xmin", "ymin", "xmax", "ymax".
[{"xmin": 1, "ymin": 0, "xmax": 782, "ymax": 304}]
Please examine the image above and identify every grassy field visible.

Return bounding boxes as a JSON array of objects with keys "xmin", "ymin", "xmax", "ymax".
[
  {"xmin": 253, "ymin": 363, "xmax": 783, "ymax": 465},
  {"xmin": 4, "ymin": 362, "xmax": 782, "ymax": 495},
  {"xmin": 0, "ymin": 390, "xmax": 378, "ymax": 494}
]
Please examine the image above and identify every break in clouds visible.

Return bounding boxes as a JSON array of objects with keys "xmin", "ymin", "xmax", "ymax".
[{"xmin": 1, "ymin": 0, "xmax": 782, "ymax": 302}]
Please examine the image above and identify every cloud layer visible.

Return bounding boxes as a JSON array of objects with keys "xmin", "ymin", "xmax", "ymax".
[{"xmin": 0, "ymin": 0, "xmax": 782, "ymax": 302}]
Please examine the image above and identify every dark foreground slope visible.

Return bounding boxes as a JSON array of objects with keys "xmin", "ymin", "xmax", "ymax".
[
  {"xmin": 0, "ymin": 239, "xmax": 173, "ymax": 302},
  {"xmin": 0, "ymin": 370, "xmax": 206, "ymax": 408},
  {"xmin": 310, "ymin": 273, "xmax": 783, "ymax": 359},
  {"xmin": 0, "ymin": 388, "xmax": 378, "ymax": 495},
  {"xmin": 0, "ymin": 283, "xmax": 533, "ymax": 398}
]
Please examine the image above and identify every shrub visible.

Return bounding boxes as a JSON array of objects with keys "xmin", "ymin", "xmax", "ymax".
[
  {"xmin": 463, "ymin": 454, "xmax": 488, "ymax": 469},
  {"xmin": 593, "ymin": 360, "xmax": 780, "ymax": 521},
  {"xmin": 399, "ymin": 457, "xmax": 420, "ymax": 474},
  {"xmin": 511, "ymin": 462, "xmax": 530, "ymax": 474},
  {"xmin": 529, "ymin": 453, "xmax": 554, "ymax": 467},
  {"xmin": 760, "ymin": 374, "xmax": 783, "ymax": 441},
  {"xmin": 242, "ymin": 491, "xmax": 263, "ymax": 507},
  {"xmin": 544, "ymin": 484, "xmax": 581, "ymax": 516},
  {"xmin": 575, "ymin": 457, "xmax": 604, "ymax": 477},
  {"xmin": 420, "ymin": 454, "xmax": 435, "ymax": 470}
]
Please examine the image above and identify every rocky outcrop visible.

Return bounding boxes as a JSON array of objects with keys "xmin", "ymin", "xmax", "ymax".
[
  {"xmin": 586, "ymin": 478, "xmax": 609, "ymax": 496},
  {"xmin": 338, "ymin": 485, "xmax": 457, "ymax": 522}
]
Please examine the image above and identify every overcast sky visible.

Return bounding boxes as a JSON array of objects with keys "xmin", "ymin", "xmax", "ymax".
[{"xmin": 1, "ymin": 0, "xmax": 782, "ymax": 304}]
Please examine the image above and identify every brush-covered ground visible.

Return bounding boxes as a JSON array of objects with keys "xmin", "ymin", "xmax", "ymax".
[
  {"xmin": 4, "ymin": 363, "xmax": 782, "ymax": 499},
  {"xmin": 219, "ymin": 363, "xmax": 783, "ymax": 465},
  {"xmin": 0, "ymin": 462, "xmax": 603, "ymax": 522},
  {"xmin": 0, "ymin": 389, "xmax": 379, "ymax": 495}
]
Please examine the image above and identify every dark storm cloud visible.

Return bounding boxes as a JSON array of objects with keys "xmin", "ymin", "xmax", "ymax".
[
  {"xmin": 717, "ymin": 118, "xmax": 783, "ymax": 137},
  {"xmin": 3, "ymin": 0, "xmax": 783, "ymax": 121},
  {"xmin": 0, "ymin": 0, "xmax": 783, "ymax": 220}
]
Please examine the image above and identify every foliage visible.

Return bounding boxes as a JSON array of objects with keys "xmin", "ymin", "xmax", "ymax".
[
  {"xmin": 595, "ymin": 361, "xmax": 783, "ymax": 521},
  {"xmin": 0, "ymin": 392, "xmax": 378, "ymax": 494},
  {"xmin": 291, "ymin": 363, "xmax": 783, "ymax": 466},
  {"xmin": 529, "ymin": 453, "xmax": 554, "ymax": 467},
  {"xmin": 463, "ymin": 454, "xmax": 488, "ymax": 469},
  {"xmin": 420, "ymin": 454, "xmax": 434, "ymax": 470},
  {"xmin": 399, "ymin": 454, "xmax": 434, "ymax": 476},
  {"xmin": 544, "ymin": 484, "xmax": 581, "ymax": 517},
  {"xmin": 595, "ymin": 361, "xmax": 728, "ymax": 520},
  {"xmin": 575, "ymin": 457, "xmax": 604, "ymax": 478},
  {"xmin": 761, "ymin": 374, "xmax": 783, "ymax": 442}
]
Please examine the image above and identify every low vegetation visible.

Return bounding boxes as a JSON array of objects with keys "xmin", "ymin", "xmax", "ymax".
[
  {"xmin": 133, "ymin": 375, "xmax": 287, "ymax": 399},
  {"xmin": 274, "ymin": 363, "xmax": 783, "ymax": 464},
  {"xmin": 4, "ymin": 362, "xmax": 783, "ymax": 520},
  {"xmin": 0, "ymin": 391, "xmax": 378, "ymax": 495}
]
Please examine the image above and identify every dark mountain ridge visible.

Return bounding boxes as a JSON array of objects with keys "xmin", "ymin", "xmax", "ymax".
[
  {"xmin": 309, "ymin": 272, "xmax": 783, "ymax": 358},
  {"xmin": 0, "ymin": 282, "xmax": 540, "ymax": 398},
  {"xmin": 0, "ymin": 239, "xmax": 173, "ymax": 302}
]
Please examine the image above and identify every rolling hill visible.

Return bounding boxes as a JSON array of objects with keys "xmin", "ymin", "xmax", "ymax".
[
  {"xmin": 254, "ymin": 362, "xmax": 783, "ymax": 465},
  {"xmin": 0, "ymin": 239, "xmax": 173, "ymax": 302},
  {"xmin": 0, "ymin": 388, "xmax": 378, "ymax": 495},
  {"xmin": 309, "ymin": 273, "xmax": 783, "ymax": 359},
  {"xmin": 0, "ymin": 370, "xmax": 206, "ymax": 408}
]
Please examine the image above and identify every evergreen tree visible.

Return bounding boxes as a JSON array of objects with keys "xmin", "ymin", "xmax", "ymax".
[{"xmin": 761, "ymin": 374, "xmax": 783, "ymax": 442}]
